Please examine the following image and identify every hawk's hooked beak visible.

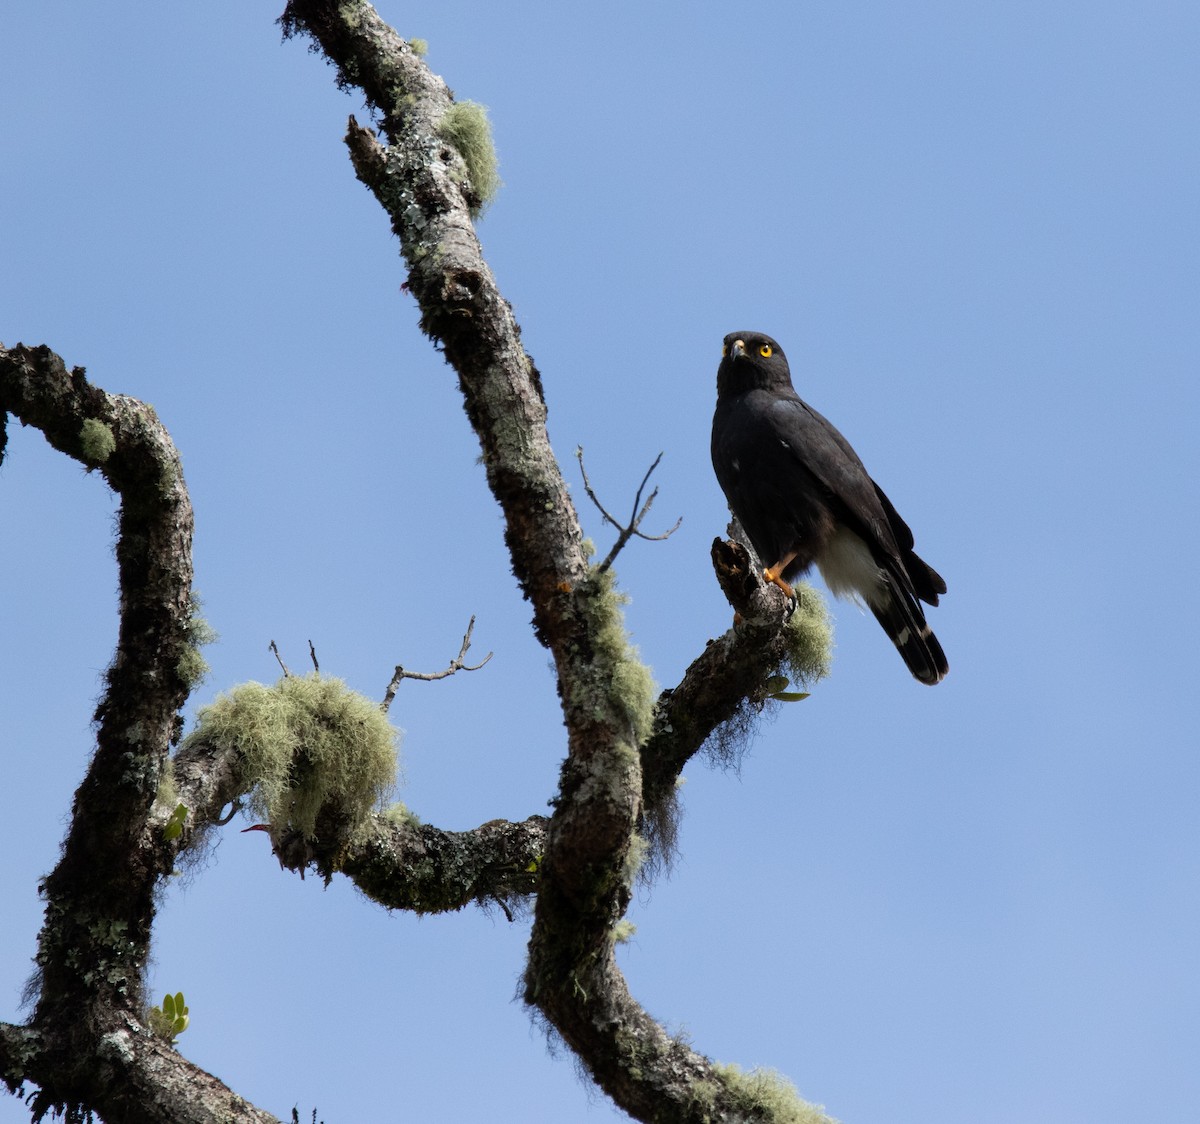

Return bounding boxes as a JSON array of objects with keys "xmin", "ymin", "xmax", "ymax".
[{"xmin": 729, "ymin": 338, "xmax": 746, "ymax": 360}]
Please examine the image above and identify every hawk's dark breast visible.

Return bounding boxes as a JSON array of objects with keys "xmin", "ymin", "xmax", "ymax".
[{"xmin": 713, "ymin": 387, "xmax": 839, "ymax": 581}]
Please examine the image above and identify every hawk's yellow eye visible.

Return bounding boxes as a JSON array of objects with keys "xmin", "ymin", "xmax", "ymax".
[
  {"xmin": 721, "ymin": 343, "xmax": 728, "ymax": 357},
  {"xmin": 759, "ymin": 343, "xmax": 773, "ymax": 358}
]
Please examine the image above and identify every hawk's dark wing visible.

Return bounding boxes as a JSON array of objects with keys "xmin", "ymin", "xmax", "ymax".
[{"xmin": 766, "ymin": 393, "xmax": 948, "ymax": 685}]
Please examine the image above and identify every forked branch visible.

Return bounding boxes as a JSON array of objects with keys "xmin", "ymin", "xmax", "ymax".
[
  {"xmin": 576, "ymin": 446, "xmax": 682, "ymax": 572},
  {"xmin": 0, "ymin": 343, "xmax": 279, "ymax": 1123},
  {"xmin": 281, "ymin": 4, "xmax": 828, "ymax": 1122},
  {"xmin": 381, "ymin": 615, "xmax": 494, "ymax": 713}
]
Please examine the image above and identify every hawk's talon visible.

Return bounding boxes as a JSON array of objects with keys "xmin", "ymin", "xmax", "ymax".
[{"xmin": 761, "ymin": 566, "xmax": 794, "ymax": 600}]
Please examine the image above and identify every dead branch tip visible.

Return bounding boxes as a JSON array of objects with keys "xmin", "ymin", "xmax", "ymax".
[
  {"xmin": 269, "ymin": 640, "xmax": 291, "ymax": 678},
  {"xmin": 576, "ymin": 447, "xmax": 682, "ymax": 572},
  {"xmin": 380, "ymin": 616, "xmax": 494, "ymax": 713}
]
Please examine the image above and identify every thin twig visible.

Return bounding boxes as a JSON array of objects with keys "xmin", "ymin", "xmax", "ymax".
[
  {"xmin": 214, "ymin": 801, "xmax": 241, "ymax": 828},
  {"xmin": 308, "ymin": 640, "xmax": 320, "ymax": 674},
  {"xmin": 269, "ymin": 640, "xmax": 291, "ymax": 678},
  {"xmin": 380, "ymin": 615, "xmax": 494, "ymax": 713},
  {"xmin": 576, "ymin": 447, "xmax": 682, "ymax": 572},
  {"xmin": 493, "ymin": 895, "xmax": 515, "ymax": 923}
]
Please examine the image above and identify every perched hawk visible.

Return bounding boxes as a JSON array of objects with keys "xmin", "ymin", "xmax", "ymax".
[{"xmin": 711, "ymin": 331, "xmax": 948, "ymax": 685}]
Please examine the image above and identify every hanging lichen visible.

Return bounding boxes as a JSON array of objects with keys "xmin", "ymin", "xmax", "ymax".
[
  {"xmin": 184, "ymin": 673, "xmax": 399, "ymax": 844},
  {"xmin": 436, "ymin": 100, "xmax": 501, "ymax": 216}
]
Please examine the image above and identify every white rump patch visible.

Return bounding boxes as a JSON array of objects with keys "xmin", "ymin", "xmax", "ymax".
[{"xmin": 817, "ymin": 527, "xmax": 886, "ymax": 608}]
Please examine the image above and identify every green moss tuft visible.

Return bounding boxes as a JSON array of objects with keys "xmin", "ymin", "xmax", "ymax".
[
  {"xmin": 577, "ymin": 566, "xmax": 657, "ymax": 746},
  {"xmin": 622, "ymin": 831, "xmax": 650, "ymax": 887},
  {"xmin": 383, "ymin": 801, "xmax": 421, "ymax": 830},
  {"xmin": 154, "ymin": 760, "xmax": 179, "ymax": 812},
  {"xmin": 782, "ymin": 581, "xmax": 834, "ymax": 687},
  {"xmin": 185, "ymin": 673, "xmax": 399, "ymax": 843},
  {"xmin": 436, "ymin": 100, "xmax": 501, "ymax": 216},
  {"xmin": 177, "ymin": 592, "xmax": 218, "ymax": 690},
  {"xmin": 408, "ymin": 37, "xmax": 428, "ymax": 57},
  {"xmin": 610, "ymin": 919, "xmax": 637, "ymax": 944},
  {"xmin": 712, "ymin": 1063, "xmax": 836, "ymax": 1124},
  {"xmin": 79, "ymin": 418, "xmax": 116, "ymax": 465}
]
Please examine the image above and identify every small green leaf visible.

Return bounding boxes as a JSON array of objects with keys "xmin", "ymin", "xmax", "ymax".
[
  {"xmin": 770, "ymin": 690, "xmax": 810, "ymax": 703},
  {"xmin": 148, "ymin": 991, "xmax": 190, "ymax": 1040},
  {"xmin": 763, "ymin": 675, "xmax": 790, "ymax": 694},
  {"xmin": 163, "ymin": 802, "xmax": 188, "ymax": 842}
]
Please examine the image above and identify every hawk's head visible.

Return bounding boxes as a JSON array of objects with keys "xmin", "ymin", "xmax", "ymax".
[{"xmin": 717, "ymin": 331, "xmax": 793, "ymax": 396}]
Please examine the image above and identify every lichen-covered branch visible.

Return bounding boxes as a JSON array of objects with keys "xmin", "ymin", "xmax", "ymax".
[
  {"xmin": 0, "ymin": 344, "xmax": 282, "ymax": 1121},
  {"xmin": 0, "ymin": 1022, "xmax": 37, "ymax": 1099},
  {"xmin": 4, "ymin": 5, "xmax": 837, "ymax": 1121},
  {"xmin": 524, "ymin": 947, "xmax": 832, "ymax": 1124},
  {"xmin": 2, "ymin": 1015, "xmax": 279, "ymax": 1124},
  {"xmin": 165, "ymin": 692, "xmax": 547, "ymax": 911},
  {"xmin": 338, "ymin": 813, "xmax": 547, "ymax": 914},
  {"xmin": 281, "ymin": 0, "xmax": 590, "ymax": 655},
  {"xmin": 278, "ymin": 6, "xmax": 833, "ymax": 1122},
  {"xmin": 283, "ymin": 0, "xmax": 642, "ymax": 881},
  {"xmin": 293, "ymin": 17, "xmax": 650, "ymax": 929},
  {"xmin": 641, "ymin": 541, "xmax": 832, "ymax": 855}
]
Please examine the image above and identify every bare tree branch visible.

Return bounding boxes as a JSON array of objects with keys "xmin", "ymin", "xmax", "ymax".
[
  {"xmin": 576, "ymin": 447, "xmax": 682, "ymax": 572},
  {"xmin": 638, "ymin": 538, "xmax": 800, "ymax": 859},
  {"xmin": 380, "ymin": 615, "xmax": 493, "ymax": 713},
  {"xmin": 269, "ymin": 639, "xmax": 291, "ymax": 677}
]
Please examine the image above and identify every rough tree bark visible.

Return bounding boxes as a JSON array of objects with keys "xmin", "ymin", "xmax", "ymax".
[{"xmin": 0, "ymin": 4, "xmax": 832, "ymax": 1121}]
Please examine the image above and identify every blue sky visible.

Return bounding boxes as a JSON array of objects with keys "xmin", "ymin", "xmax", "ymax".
[{"xmin": 2, "ymin": 2, "xmax": 1198, "ymax": 1121}]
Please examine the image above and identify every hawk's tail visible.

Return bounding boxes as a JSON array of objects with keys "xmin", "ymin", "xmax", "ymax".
[{"xmin": 869, "ymin": 575, "xmax": 948, "ymax": 686}]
